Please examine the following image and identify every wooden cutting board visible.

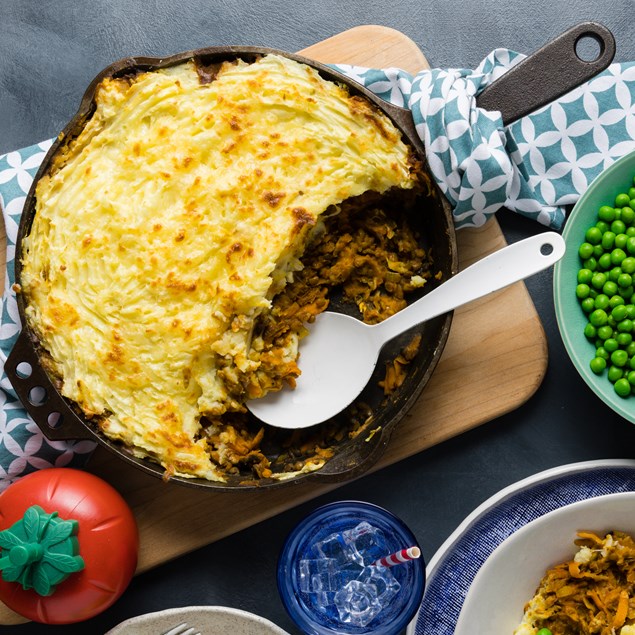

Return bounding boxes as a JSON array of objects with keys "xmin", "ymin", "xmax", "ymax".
[{"xmin": 0, "ymin": 25, "xmax": 547, "ymax": 625}]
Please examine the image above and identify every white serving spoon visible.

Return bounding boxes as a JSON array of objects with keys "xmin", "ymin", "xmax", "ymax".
[{"xmin": 248, "ymin": 232, "xmax": 565, "ymax": 429}]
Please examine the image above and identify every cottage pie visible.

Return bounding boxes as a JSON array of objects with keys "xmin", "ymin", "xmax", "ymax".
[{"xmin": 19, "ymin": 54, "xmax": 432, "ymax": 482}]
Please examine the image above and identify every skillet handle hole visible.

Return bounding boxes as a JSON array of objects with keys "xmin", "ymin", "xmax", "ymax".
[
  {"xmin": 15, "ymin": 361, "xmax": 33, "ymax": 379},
  {"xmin": 540, "ymin": 242, "xmax": 555, "ymax": 256},
  {"xmin": 28, "ymin": 386, "xmax": 48, "ymax": 407},
  {"xmin": 47, "ymin": 412, "xmax": 63, "ymax": 429},
  {"xmin": 575, "ymin": 34, "xmax": 603, "ymax": 63}
]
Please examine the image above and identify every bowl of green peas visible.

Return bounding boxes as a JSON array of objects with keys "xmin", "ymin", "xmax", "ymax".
[{"xmin": 554, "ymin": 149, "xmax": 635, "ymax": 421}]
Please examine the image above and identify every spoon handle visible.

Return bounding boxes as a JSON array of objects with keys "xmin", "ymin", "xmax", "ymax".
[{"xmin": 372, "ymin": 232, "xmax": 566, "ymax": 346}]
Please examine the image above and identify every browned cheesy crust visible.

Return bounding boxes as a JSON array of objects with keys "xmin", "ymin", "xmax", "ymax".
[{"xmin": 20, "ymin": 54, "xmax": 426, "ymax": 482}]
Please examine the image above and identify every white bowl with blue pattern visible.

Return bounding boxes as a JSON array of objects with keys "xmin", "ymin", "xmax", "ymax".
[
  {"xmin": 455, "ymin": 490, "xmax": 635, "ymax": 634},
  {"xmin": 408, "ymin": 459, "xmax": 635, "ymax": 635}
]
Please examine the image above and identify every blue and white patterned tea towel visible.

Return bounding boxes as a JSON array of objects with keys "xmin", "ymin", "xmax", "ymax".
[
  {"xmin": 335, "ymin": 49, "xmax": 635, "ymax": 229},
  {"xmin": 1, "ymin": 49, "xmax": 635, "ymax": 490}
]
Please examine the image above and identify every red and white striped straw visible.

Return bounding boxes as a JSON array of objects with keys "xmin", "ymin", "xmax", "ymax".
[{"xmin": 374, "ymin": 546, "xmax": 421, "ymax": 568}]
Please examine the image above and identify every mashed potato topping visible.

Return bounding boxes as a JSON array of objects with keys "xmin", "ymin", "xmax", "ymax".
[{"xmin": 20, "ymin": 54, "xmax": 421, "ymax": 481}]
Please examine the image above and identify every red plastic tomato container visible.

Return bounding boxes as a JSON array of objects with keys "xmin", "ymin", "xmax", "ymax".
[{"xmin": 0, "ymin": 468, "xmax": 138, "ymax": 624}]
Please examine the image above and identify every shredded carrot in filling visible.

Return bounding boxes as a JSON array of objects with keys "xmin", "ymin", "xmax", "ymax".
[
  {"xmin": 516, "ymin": 531, "xmax": 635, "ymax": 635},
  {"xmin": 199, "ymin": 195, "xmax": 435, "ymax": 479}
]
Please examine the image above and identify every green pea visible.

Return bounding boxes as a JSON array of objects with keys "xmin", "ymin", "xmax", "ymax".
[
  {"xmin": 617, "ymin": 332, "xmax": 633, "ymax": 347},
  {"xmin": 597, "ymin": 325, "xmax": 613, "ymax": 340},
  {"xmin": 536, "ymin": 629, "xmax": 553, "ymax": 635},
  {"xmin": 630, "ymin": 187, "xmax": 635, "ymax": 199},
  {"xmin": 616, "ymin": 233, "xmax": 629, "ymax": 249},
  {"xmin": 619, "ymin": 285, "xmax": 634, "ymax": 299},
  {"xmin": 628, "ymin": 370, "xmax": 635, "ymax": 385},
  {"xmin": 585, "ymin": 226, "xmax": 602, "ymax": 244},
  {"xmin": 612, "ymin": 305, "xmax": 628, "ymax": 321},
  {"xmin": 612, "ymin": 349, "xmax": 629, "ymax": 367},
  {"xmin": 584, "ymin": 323, "xmax": 597, "ymax": 339},
  {"xmin": 626, "ymin": 304, "xmax": 635, "ymax": 319},
  {"xmin": 618, "ymin": 318, "xmax": 634, "ymax": 332},
  {"xmin": 609, "ymin": 267, "xmax": 623, "ymax": 282},
  {"xmin": 628, "ymin": 237, "xmax": 635, "ymax": 254},
  {"xmin": 627, "ymin": 227, "xmax": 635, "ymax": 237},
  {"xmin": 612, "ymin": 219, "xmax": 627, "ymax": 235},
  {"xmin": 581, "ymin": 297, "xmax": 596, "ymax": 313},
  {"xmin": 608, "ymin": 315, "xmax": 617, "ymax": 327},
  {"xmin": 580, "ymin": 242, "xmax": 596, "ymax": 259},
  {"xmin": 578, "ymin": 268, "xmax": 593, "ymax": 284},
  {"xmin": 627, "ymin": 341, "xmax": 635, "ymax": 357},
  {"xmin": 603, "ymin": 280, "xmax": 618, "ymax": 296},
  {"xmin": 616, "ymin": 193, "xmax": 631, "ymax": 208},
  {"xmin": 619, "ymin": 273, "xmax": 633, "ymax": 288},
  {"xmin": 609, "ymin": 295, "xmax": 625, "ymax": 308},
  {"xmin": 590, "ymin": 357, "xmax": 606, "ymax": 374},
  {"xmin": 609, "ymin": 365, "xmax": 624, "ymax": 382},
  {"xmin": 596, "ymin": 346, "xmax": 610, "ymax": 360},
  {"xmin": 592, "ymin": 272, "xmax": 608, "ymax": 289},
  {"xmin": 623, "ymin": 257, "xmax": 635, "ymax": 273},
  {"xmin": 576, "ymin": 283, "xmax": 591, "ymax": 299},
  {"xmin": 622, "ymin": 207, "xmax": 635, "ymax": 225},
  {"xmin": 596, "ymin": 220, "xmax": 611, "ymax": 234},
  {"xmin": 598, "ymin": 253, "xmax": 612, "ymax": 270},
  {"xmin": 605, "ymin": 337, "xmax": 619, "ymax": 352},
  {"xmin": 630, "ymin": 356, "xmax": 635, "ymax": 370},
  {"xmin": 615, "ymin": 377, "xmax": 632, "ymax": 397},
  {"xmin": 594, "ymin": 294, "xmax": 610, "ymax": 310},
  {"xmin": 612, "ymin": 248, "xmax": 627, "ymax": 265},
  {"xmin": 615, "ymin": 377, "xmax": 632, "ymax": 396},
  {"xmin": 598, "ymin": 205, "xmax": 616, "ymax": 222},
  {"xmin": 616, "ymin": 208, "xmax": 623, "ymax": 220},
  {"xmin": 601, "ymin": 232, "xmax": 616, "ymax": 250},
  {"xmin": 583, "ymin": 257, "xmax": 598, "ymax": 271},
  {"xmin": 589, "ymin": 288, "xmax": 598, "ymax": 299}
]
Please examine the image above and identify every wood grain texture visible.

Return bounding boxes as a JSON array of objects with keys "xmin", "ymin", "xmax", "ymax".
[{"xmin": 0, "ymin": 25, "xmax": 547, "ymax": 626}]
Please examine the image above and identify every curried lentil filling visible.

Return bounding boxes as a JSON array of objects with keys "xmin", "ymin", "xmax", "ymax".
[
  {"xmin": 198, "ymin": 194, "xmax": 435, "ymax": 481},
  {"xmin": 515, "ymin": 530, "xmax": 635, "ymax": 635}
]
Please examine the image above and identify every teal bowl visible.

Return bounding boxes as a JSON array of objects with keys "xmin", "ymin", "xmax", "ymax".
[{"xmin": 555, "ymin": 150, "xmax": 635, "ymax": 422}]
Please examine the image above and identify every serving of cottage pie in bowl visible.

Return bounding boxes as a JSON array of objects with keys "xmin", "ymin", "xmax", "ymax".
[
  {"xmin": 7, "ymin": 48, "xmax": 456, "ymax": 490},
  {"xmin": 454, "ymin": 492, "xmax": 635, "ymax": 635}
]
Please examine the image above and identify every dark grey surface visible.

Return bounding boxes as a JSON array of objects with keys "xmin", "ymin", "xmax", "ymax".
[{"xmin": 2, "ymin": 1, "xmax": 635, "ymax": 634}]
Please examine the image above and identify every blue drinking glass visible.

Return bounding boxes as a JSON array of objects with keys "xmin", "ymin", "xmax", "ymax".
[{"xmin": 277, "ymin": 500, "xmax": 425, "ymax": 635}]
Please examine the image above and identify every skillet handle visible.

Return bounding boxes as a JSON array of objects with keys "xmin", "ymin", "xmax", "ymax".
[
  {"xmin": 476, "ymin": 21, "xmax": 616, "ymax": 126},
  {"xmin": 6, "ymin": 330, "xmax": 98, "ymax": 441}
]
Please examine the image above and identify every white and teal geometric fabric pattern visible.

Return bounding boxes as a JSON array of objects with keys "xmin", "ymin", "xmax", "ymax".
[
  {"xmin": 335, "ymin": 51, "xmax": 635, "ymax": 229},
  {"xmin": 1, "ymin": 50, "xmax": 635, "ymax": 490}
]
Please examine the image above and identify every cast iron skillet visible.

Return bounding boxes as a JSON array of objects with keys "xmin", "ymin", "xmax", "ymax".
[{"xmin": 5, "ymin": 22, "xmax": 614, "ymax": 491}]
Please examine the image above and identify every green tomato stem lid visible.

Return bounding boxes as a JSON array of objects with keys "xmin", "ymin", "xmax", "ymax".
[{"xmin": 0, "ymin": 504, "xmax": 84, "ymax": 596}]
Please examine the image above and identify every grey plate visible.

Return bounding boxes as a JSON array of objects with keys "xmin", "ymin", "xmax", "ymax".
[{"xmin": 105, "ymin": 605, "xmax": 291, "ymax": 635}]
